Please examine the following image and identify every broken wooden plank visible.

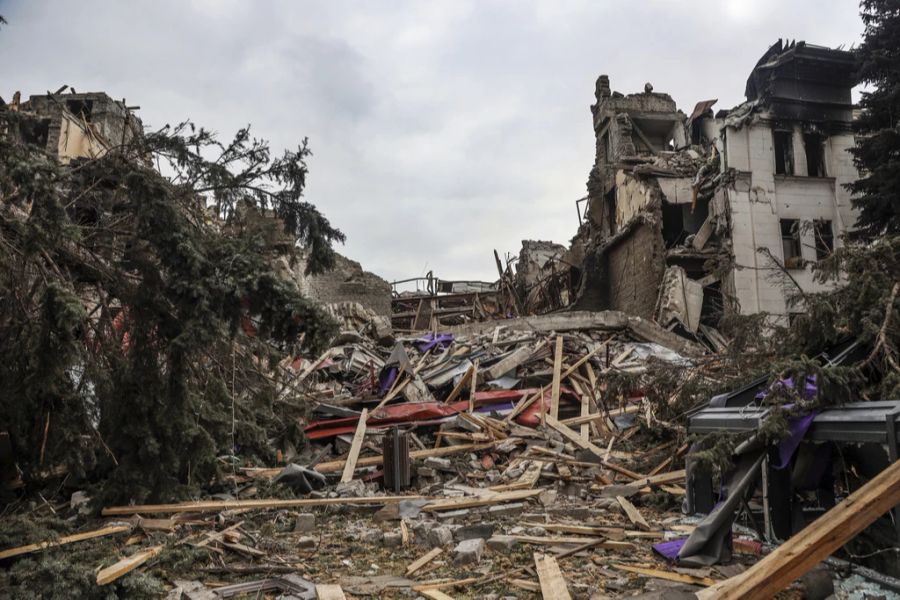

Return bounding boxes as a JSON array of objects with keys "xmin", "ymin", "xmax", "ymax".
[
  {"xmin": 509, "ymin": 578, "xmax": 541, "ymax": 592},
  {"xmin": 0, "ymin": 525, "xmax": 131, "ymax": 560},
  {"xmin": 315, "ymin": 584, "xmax": 348, "ymax": 599},
  {"xmin": 534, "ymin": 553, "xmax": 572, "ymax": 600},
  {"xmin": 612, "ymin": 563, "xmax": 716, "ymax": 587},
  {"xmin": 697, "ymin": 458, "xmax": 900, "ymax": 600},
  {"xmin": 503, "ymin": 386, "xmax": 544, "ymax": 424},
  {"xmin": 628, "ymin": 469, "xmax": 686, "ymax": 488},
  {"xmin": 400, "ymin": 519, "xmax": 410, "ymax": 546},
  {"xmin": 102, "ymin": 495, "xmax": 424, "ymax": 516},
  {"xmin": 561, "ymin": 342, "xmax": 607, "ymax": 382},
  {"xmin": 422, "ymin": 488, "xmax": 542, "ymax": 512},
  {"xmin": 96, "ymin": 545, "xmax": 163, "ymax": 586},
  {"xmin": 485, "ymin": 340, "xmax": 542, "ymax": 381},
  {"xmin": 413, "ymin": 577, "xmax": 481, "ymax": 591},
  {"xmin": 616, "ymin": 496, "xmax": 651, "ymax": 531},
  {"xmin": 406, "ymin": 547, "xmax": 443, "ymax": 576},
  {"xmin": 550, "ymin": 336, "xmax": 563, "ymax": 419},
  {"xmin": 512, "ymin": 535, "xmax": 634, "ymax": 550},
  {"xmin": 420, "ymin": 590, "xmax": 457, "ymax": 600},
  {"xmin": 468, "ymin": 359, "xmax": 479, "ymax": 413},
  {"xmin": 545, "ymin": 414, "xmax": 606, "ymax": 458},
  {"xmin": 444, "ymin": 364, "xmax": 474, "ymax": 405},
  {"xmin": 340, "ymin": 408, "xmax": 368, "ymax": 483},
  {"xmin": 314, "ymin": 441, "xmax": 500, "ymax": 474},
  {"xmin": 560, "ymin": 403, "xmax": 639, "ymax": 427}
]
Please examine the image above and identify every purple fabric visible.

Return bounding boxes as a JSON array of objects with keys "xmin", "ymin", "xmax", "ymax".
[
  {"xmin": 415, "ymin": 333, "xmax": 455, "ymax": 353},
  {"xmin": 653, "ymin": 537, "xmax": 688, "ymax": 561},
  {"xmin": 774, "ymin": 410, "xmax": 819, "ymax": 469},
  {"xmin": 755, "ymin": 375, "xmax": 817, "ymax": 402},
  {"xmin": 379, "ymin": 367, "xmax": 398, "ymax": 393}
]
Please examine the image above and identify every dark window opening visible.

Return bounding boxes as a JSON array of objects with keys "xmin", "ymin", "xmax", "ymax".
[
  {"xmin": 605, "ymin": 188, "xmax": 617, "ymax": 236},
  {"xmin": 781, "ymin": 219, "xmax": 802, "ymax": 268},
  {"xmin": 814, "ymin": 219, "xmax": 834, "ymax": 260},
  {"xmin": 691, "ymin": 120, "xmax": 703, "ymax": 145},
  {"xmin": 773, "ymin": 130, "xmax": 794, "ymax": 175},
  {"xmin": 804, "ymin": 134, "xmax": 826, "ymax": 177},
  {"xmin": 662, "ymin": 197, "xmax": 709, "ymax": 248},
  {"xmin": 66, "ymin": 99, "xmax": 94, "ymax": 122}
]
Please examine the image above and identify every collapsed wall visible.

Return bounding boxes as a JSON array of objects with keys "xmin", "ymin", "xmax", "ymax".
[
  {"xmin": 295, "ymin": 251, "xmax": 392, "ymax": 317},
  {"xmin": 540, "ymin": 39, "xmax": 859, "ymax": 347}
]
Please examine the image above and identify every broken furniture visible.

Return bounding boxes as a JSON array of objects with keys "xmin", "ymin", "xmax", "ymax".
[{"xmin": 686, "ymin": 400, "xmax": 900, "ymax": 543}]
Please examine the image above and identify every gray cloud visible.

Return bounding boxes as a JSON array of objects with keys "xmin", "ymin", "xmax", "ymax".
[{"xmin": 0, "ymin": 0, "xmax": 864, "ymax": 281}]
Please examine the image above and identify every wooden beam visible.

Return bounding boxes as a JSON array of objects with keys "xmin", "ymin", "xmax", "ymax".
[
  {"xmin": 406, "ymin": 547, "xmax": 443, "ymax": 576},
  {"xmin": 550, "ymin": 336, "xmax": 563, "ymax": 419},
  {"xmin": 102, "ymin": 495, "xmax": 424, "ymax": 516},
  {"xmin": 0, "ymin": 525, "xmax": 131, "ymax": 560},
  {"xmin": 340, "ymin": 408, "xmax": 368, "ymax": 483},
  {"xmin": 534, "ymin": 553, "xmax": 572, "ymax": 600},
  {"xmin": 612, "ymin": 563, "xmax": 716, "ymax": 587},
  {"xmin": 315, "ymin": 584, "xmax": 348, "ymax": 600},
  {"xmin": 560, "ymin": 343, "xmax": 606, "ymax": 381},
  {"xmin": 503, "ymin": 387, "xmax": 544, "ymax": 424},
  {"xmin": 315, "ymin": 441, "xmax": 500, "ymax": 474},
  {"xmin": 96, "ymin": 545, "xmax": 163, "ymax": 585},
  {"xmin": 560, "ymin": 403, "xmax": 639, "ymax": 427},
  {"xmin": 616, "ymin": 496, "xmax": 651, "ymax": 531},
  {"xmin": 468, "ymin": 359, "xmax": 479, "ymax": 414},
  {"xmin": 697, "ymin": 458, "xmax": 900, "ymax": 600},
  {"xmin": 545, "ymin": 414, "xmax": 606, "ymax": 457},
  {"xmin": 628, "ymin": 119, "xmax": 658, "ymax": 155},
  {"xmin": 420, "ymin": 590, "xmax": 457, "ymax": 600},
  {"xmin": 485, "ymin": 341, "xmax": 543, "ymax": 381},
  {"xmin": 422, "ymin": 488, "xmax": 542, "ymax": 512},
  {"xmin": 444, "ymin": 364, "xmax": 474, "ymax": 405},
  {"xmin": 513, "ymin": 536, "xmax": 634, "ymax": 550}
]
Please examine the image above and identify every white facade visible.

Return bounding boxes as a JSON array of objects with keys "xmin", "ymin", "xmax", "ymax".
[{"xmin": 721, "ymin": 118, "xmax": 857, "ymax": 316}]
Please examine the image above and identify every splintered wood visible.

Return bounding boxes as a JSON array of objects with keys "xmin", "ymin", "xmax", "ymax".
[
  {"xmin": 0, "ymin": 525, "xmax": 132, "ymax": 560},
  {"xmin": 534, "ymin": 552, "xmax": 572, "ymax": 600},
  {"xmin": 698, "ymin": 458, "xmax": 900, "ymax": 600},
  {"xmin": 616, "ymin": 495, "xmax": 651, "ymax": 531},
  {"xmin": 315, "ymin": 584, "xmax": 348, "ymax": 599},
  {"xmin": 96, "ymin": 545, "xmax": 163, "ymax": 585},
  {"xmin": 340, "ymin": 408, "xmax": 368, "ymax": 483},
  {"xmin": 549, "ymin": 335, "xmax": 563, "ymax": 419},
  {"xmin": 406, "ymin": 547, "xmax": 443, "ymax": 576}
]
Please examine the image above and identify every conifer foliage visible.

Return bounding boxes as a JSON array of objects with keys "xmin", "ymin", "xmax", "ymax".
[
  {"xmin": 0, "ymin": 107, "xmax": 342, "ymax": 502},
  {"xmin": 849, "ymin": 0, "xmax": 900, "ymax": 238}
]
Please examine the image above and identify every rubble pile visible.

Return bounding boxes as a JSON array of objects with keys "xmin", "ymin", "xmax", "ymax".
[{"xmin": 4, "ymin": 308, "xmax": 898, "ymax": 599}]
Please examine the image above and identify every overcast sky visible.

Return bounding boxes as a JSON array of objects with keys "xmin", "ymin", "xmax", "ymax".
[{"xmin": 0, "ymin": 1, "xmax": 864, "ymax": 282}]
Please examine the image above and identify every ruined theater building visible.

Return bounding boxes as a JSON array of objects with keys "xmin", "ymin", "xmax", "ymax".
[{"xmin": 547, "ymin": 40, "xmax": 857, "ymax": 337}]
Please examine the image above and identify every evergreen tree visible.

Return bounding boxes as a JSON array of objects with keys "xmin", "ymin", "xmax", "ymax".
[
  {"xmin": 0, "ymin": 107, "xmax": 342, "ymax": 503},
  {"xmin": 848, "ymin": 0, "xmax": 900, "ymax": 238}
]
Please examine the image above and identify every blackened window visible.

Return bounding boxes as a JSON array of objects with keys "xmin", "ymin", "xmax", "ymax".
[
  {"xmin": 804, "ymin": 134, "xmax": 826, "ymax": 177},
  {"xmin": 781, "ymin": 219, "xmax": 802, "ymax": 268},
  {"xmin": 773, "ymin": 130, "xmax": 794, "ymax": 175},
  {"xmin": 814, "ymin": 220, "xmax": 834, "ymax": 260},
  {"xmin": 66, "ymin": 99, "xmax": 94, "ymax": 122}
]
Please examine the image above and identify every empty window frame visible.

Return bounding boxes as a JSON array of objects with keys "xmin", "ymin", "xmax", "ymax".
[
  {"xmin": 804, "ymin": 133, "xmax": 827, "ymax": 177},
  {"xmin": 773, "ymin": 130, "xmax": 794, "ymax": 175},
  {"xmin": 66, "ymin": 99, "xmax": 94, "ymax": 122},
  {"xmin": 781, "ymin": 219, "xmax": 802, "ymax": 268},
  {"xmin": 814, "ymin": 219, "xmax": 834, "ymax": 260}
]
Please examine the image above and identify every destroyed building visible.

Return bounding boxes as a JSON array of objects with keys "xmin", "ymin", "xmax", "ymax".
[
  {"xmin": 7, "ymin": 88, "xmax": 143, "ymax": 162},
  {"xmin": 561, "ymin": 40, "xmax": 858, "ymax": 338}
]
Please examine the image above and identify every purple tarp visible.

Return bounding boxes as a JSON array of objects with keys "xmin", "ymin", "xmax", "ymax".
[{"xmin": 415, "ymin": 333, "xmax": 455, "ymax": 353}]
